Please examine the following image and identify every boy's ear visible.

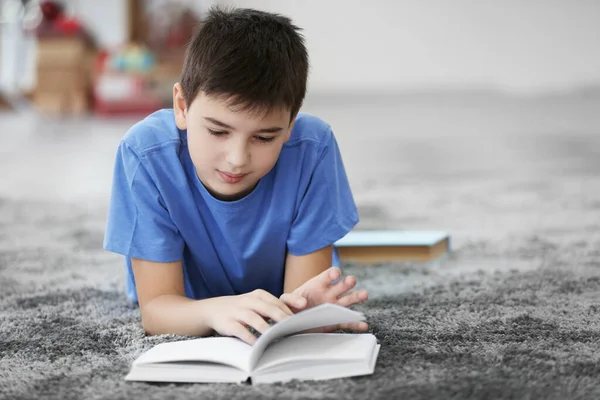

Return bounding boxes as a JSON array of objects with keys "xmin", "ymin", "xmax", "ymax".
[{"xmin": 173, "ymin": 83, "xmax": 187, "ymax": 130}]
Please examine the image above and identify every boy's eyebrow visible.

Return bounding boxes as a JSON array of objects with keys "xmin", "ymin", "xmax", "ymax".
[{"xmin": 203, "ymin": 117, "xmax": 284, "ymax": 134}]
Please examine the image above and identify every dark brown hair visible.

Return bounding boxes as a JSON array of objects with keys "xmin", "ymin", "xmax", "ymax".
[{"xmin": 180, "ymin": 6, "xmax": 309, "ymax": 119}]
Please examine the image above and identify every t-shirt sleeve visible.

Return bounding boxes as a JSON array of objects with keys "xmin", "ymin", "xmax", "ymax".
[
  {"xmin": 103, "ymin": 141, "xmax": 184, "ymax": 262},
  {"xmin": 286, "ymin": 128, "xmax": 359, "ymax": 256}
]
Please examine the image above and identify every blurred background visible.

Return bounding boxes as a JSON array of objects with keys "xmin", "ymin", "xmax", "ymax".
[{"xmin": 1, "ymin": 0, "xmax": 599, "ymax": 243}]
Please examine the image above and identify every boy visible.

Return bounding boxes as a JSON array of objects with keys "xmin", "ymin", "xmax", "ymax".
[{"xmin": 103, "ymin": 6, "xmax": 368, "ymax": 345}]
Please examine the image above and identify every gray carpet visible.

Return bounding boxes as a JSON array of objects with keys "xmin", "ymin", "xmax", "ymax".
[{"xmin": 1, "ymin": 174, "xmax": 600, "ymax": 399}]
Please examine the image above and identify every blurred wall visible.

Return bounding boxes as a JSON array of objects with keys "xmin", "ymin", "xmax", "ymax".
[
  {"xmin": 216, "ymin": 0, "xmax": 600, "ymax": 94},
  {"xmin": 74, "ymin": 0, "xmax": 128, "ymax": 48}
]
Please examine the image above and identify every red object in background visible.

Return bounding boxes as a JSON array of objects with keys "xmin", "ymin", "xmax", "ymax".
[
  {"xmin": 54, "ymin": 16, "xmax": 83, "ymax": 34},
  {"xmin": 36, "ymin": 1, "xmax": 86, "ymax": 38},
  {"xmin": 94, "ymin": 50, "xmax": 110, "ymax": 75},
  {"xmin": 40, "ymin": 1, "xmax": 63, "ymax": 21},
  {"xmin": 166, "ymin": 28, "xmax": 187, "ymax": 49},
  {"xmin": 93, "ymin": 97, "xmax": 164, "ymax": 117},
  {"xmin": 92, "ymin": 68, "xmax": 164, "ymax": 116}
]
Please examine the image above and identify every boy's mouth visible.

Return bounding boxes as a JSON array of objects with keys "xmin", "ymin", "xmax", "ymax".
[{"xmin": 218, "ymin": 170, "xmax": 247, "ymax": 184}]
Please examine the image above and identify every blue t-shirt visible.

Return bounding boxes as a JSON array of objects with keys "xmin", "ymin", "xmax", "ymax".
[{"xmin": 103, "ymin": 109, "xmax": 359, "ymax": 303}]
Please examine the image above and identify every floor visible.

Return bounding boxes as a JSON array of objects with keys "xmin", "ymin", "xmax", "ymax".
[{"xmin": 1, "ymin": 90, "xmax": 599, "ymax": 252}]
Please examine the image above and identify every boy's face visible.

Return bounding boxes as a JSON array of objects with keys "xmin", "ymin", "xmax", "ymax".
[{"xmin": 173, "ymin": 84, "xmax": 296, "ymax": 201}]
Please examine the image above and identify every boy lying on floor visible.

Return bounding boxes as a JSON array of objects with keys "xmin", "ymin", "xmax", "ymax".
[{"xmin": 103, "ymin": 6, "xmax": 368, "ymax": 345}]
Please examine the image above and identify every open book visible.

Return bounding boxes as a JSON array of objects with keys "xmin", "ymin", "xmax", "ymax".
[{"xmin": 125, "ymin": 303, "xmax": 380, "ymax": 384}]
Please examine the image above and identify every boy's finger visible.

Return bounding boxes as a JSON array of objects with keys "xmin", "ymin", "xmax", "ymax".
[
  {"xmin": 253, "ymin": 289, "xmax": 293, "ymax": 315},
  {"xmin": 336, "ymin": 289, "xmax": 369, "ymax": 307},
  {"xmin": 280, "ymin": 293, "xmax": 307, "ymax": 310},
  {"xmin": 315, "ymin": 267, "xmax": 341, "ymax": 287},
  {"xmin": 329, "ymin": 275, "xmax": 357, "ymax": 298},
  {"xmin": 248, "ymin": 298, "xmax": 291, "ymax": 323},
  {"xmin": 230, "ymin": 323, "xmax": 258, "ymax": 345},
  {"xmin": 305, "ymin": 321, "xmax": 369, "ymax": 334},
  {"xmin": 338, "ymin": 321, "xmax": 369, "ymax": 332},
  {"xmin": 238, "ymin": 310, "xmax": 271, "ymax": 335}
]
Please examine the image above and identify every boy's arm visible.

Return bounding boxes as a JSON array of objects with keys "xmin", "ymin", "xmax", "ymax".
[
  {"xmin": 283, "ymin": 245, "xmax": 333, "ymax": 293},
  {"xmin": 132, "ymin": 258, "xmax": 294, "ymax": 343},
  {"xmin": 131, "ymin": 258, "xmax": 212, "ymax": 336}
]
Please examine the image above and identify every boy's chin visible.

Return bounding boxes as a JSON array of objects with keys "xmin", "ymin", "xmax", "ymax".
[{"xmin": 207, "ymin": 180, "xmax": 259, "ymax": 202}]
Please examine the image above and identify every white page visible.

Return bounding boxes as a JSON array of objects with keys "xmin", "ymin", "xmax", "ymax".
[
  {"xmin": 248, "ymin": 303, "xmax": 366, "ymax": 370},
  {"xmin": 126, "ymin": 362, "xmax": 249, "ymax": 383},
  {"xmin": 134, "ymin": 337, "xmax": 252, "ymax": 373},
  {"xmin": 252, "ymin": 360, "xmax": 371, "ymax": 384},
  {"xmin": 253, "ymin": 333, "xmax": 377, "ymax": 373}
]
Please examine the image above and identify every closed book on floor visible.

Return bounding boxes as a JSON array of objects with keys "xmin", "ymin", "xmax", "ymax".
[
  {"xmin": 125, "ymin": 303, "xmax": 380, "ymax": 385},
  {"xmin": 335, "ymin": 230, "xmax": 450, "ymax": 263}
]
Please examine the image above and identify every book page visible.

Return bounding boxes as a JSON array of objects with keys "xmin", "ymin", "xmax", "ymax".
[
  {"xmin": 134, "ymin": 337, "xmax": 252, "ymax": 373},
  {"xmin": 126, "ymin": 362, "xmax": 249, "ymax": 383},
  {"xmin": 253, "ymin": 333, "xmax": 377, "ymax": 372},
  {"xmin": 248, "ymin": 303, "xmax": 365, "ymax": 370}
]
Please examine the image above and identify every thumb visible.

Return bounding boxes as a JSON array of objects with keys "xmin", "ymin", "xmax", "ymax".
[{"xmin": 280, "ymin": 292, "xmax": 307, "ymax": 311}]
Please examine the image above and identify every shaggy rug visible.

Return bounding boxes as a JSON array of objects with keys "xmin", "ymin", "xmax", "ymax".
[{"xmin": 1, "ymin": 167, "xmax": 600, "ymax": 400}]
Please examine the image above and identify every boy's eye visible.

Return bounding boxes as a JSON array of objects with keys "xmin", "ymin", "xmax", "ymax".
[
  {"xmin": 208, "ymin": 129, "xmax": 227, "ymax": 137},
  {"xmin": 208, "ymin": 129, "xmax": 274, "ymax": 143}
]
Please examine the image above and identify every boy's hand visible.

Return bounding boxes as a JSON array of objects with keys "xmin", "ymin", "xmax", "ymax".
[
  {"xmin": 203, "ymin": 289, "xmax": 294, "ymax": 345},
  {"xmin": 279, "ymin": 267, "xmax": 369, "ymax": 333}
]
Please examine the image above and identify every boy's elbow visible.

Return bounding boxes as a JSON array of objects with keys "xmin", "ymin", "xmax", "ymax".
[
  {"xmin": 138, "ymin": 300, "xmax": 167, "ymax": 336},
  {"xmin": 142, "ymin": 326, "xmax": 163, "ymax": 336},
  {"xmin": 139, "ymin": 312, "xmax": 161, "ymax": 336}
]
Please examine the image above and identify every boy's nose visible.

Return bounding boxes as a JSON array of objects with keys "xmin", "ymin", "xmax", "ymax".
[{"xmin": 225, "ymin": 143, "xmax": 250, "ymax": 168}]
